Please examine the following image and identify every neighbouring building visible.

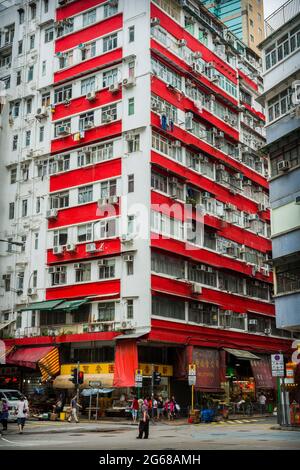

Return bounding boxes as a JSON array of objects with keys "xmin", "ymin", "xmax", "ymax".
[
  {"xmin": 201, "ymin": 0, "xmax": 264, "ymax": 55},
  {"xmin": 0, "ymin": 0, "xmax": 295, "ymax": 413},
  {"xmin": 258, "ymin": 0, "xmax": 300, "ymax": 334}
]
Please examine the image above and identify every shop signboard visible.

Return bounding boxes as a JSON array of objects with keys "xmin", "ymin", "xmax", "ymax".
[
  {"xmin": 89, "ymin": 381, "xmax": 101, "ymax": 387},
  {"xmin": 271, "ymin": 354, "xmax": 284, "ymax": 377},
  {"xmin": 135, "ymin": 369, "xmax": 143, "ymax": 387},
  {"xmin": 250, "ymin": 357, "xmax": 273, "ymax": 389},
  {"xmin": 188, "ymin": 375, "xmax": 196, "ymax": 386},
  {"xmin": 192, "ymin": 348, "xmax": 221, "ymax": 390},
  {"xmin": 188, "ymin": 364, "xmax": 196, "ymax": 376}
]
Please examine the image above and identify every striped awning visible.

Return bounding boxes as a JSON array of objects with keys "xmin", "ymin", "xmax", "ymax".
[
  {"xmin": 38, "ymin": 347, "xmax": 60, "ymax": 383},
  {"xmin": 6, "ymin": 346, "xmax": 60, "ymax": 382}
]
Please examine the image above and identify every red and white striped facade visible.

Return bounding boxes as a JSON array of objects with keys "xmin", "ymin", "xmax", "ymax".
[{"xmin": 0, "ymin": 0, "xmax": 294, "ymax": 373}]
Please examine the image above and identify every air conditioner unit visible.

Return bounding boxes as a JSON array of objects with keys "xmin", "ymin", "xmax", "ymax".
[
  {"xmin": 191, "ymin": 284, "xmax": 202, "ymax": 295},
  {"xmin": 202, "ymin": 191, "xmax": 211, "ymax": 199},
  {"xmin": 74, "ymin": 263, "xmax": 84, "ymax": 270},
  {"xmin": 177, "ymin": 39, "xmax": 187, "ymax": 47},
  {"xmin": 151, "ymin": 17, "xmax": 160, "ymax": 27},
  {"xmin": 66, "ymin": 243, "xmax": 76, "ymax": 252},
  {"xmin": 46, "ymin": 209, "xmax": 58, "ymax": 220},
  {"xmin": 125, "ymin": 132, "xmax": 135, "ymax": 141},
  {"xmin": 248, "ymin": 214, "xmax": 259, "ymax": 221},
  {"xmin": 57, "ymin": 125, "xmax": 70, "ymax": 136},
  {"xmin": 124, "ymin": 254, "xmax": 134, "ymax": 262},
  {"xmin": 121, "ymin": 234, "xmax": 133, "ymax": 243},
  {"xmin": 108, "ymin": 195, "xmax": 119, "ymax": 204},
  {"xmin": 86, "ymin": 91, "xmax": 96, "ymax": 101},
  {"xmin": 98, "ymin": 197, "xmax": 110, "ymax": 207},
  {"xmin": 224, "ymin": 114, "xmax": 230, "ymax": 122},
  {"xmin": 192, "ymin": 61, "xmax": 204, "ymax": 73},
  {"xmin": 257, "ymin": 203, "xmax": 265, "ymax": 212},
  {"xmin": 264, "ymin": 328, "xmax": 271, "ymax": 335},
  {"xmin": 207, "ymin": 267, "xmax": 213, "ymax": 273},
  {"xmin": 248, "ymin": 319, "xmax": 257, "ymax": 325},
  {"xmin": 211, "ymin": 75, "xmax": 220, "ymax": 84},
  {"xmin": 170, "ymin": 140, "xmax": 181, "ymax": 148},
  {"xmin": 224, "ymin": 310, "xmax": 233, "ymax": 316},
  {"xmin": 122, "ymin": 77, "xmax": 136, "ymax": 88},
  {"xmin": 120, "ymin": 320, "xmax": 134, "ymax": 330},
  {"xmin": 103, "ymin": 114, "xmax": 112, "ymax": 123},
  {"xmin": 200, "ymin": 264, "xmax": 207, "ymax": 271},
  {"xmin": 84, "ymin": 121, "xmax": 94, "ymax": 129},
  {"xmin": 86, "ymin": 242, "xmax": 97, "ymax": 253},
  {"xmin": 277, "ymin": 160, "xmax": 290, "ymax": 172},
  {"xmin": 224, "ymin": 203, "xmax": 236, "ymax": 211},
  {"xmin": 215, "ymin": 131, "xmax": 224, "ymax": 138},
  {"xmin": 261, "ymin": 265, "xmax": 270, "ymax": 276},
  {"xmin": 35, "ymin": 106, "xmax": 48, "ymax": 119},
  {"xmin": 109, "ymin": 82, "xmax": 120, "ymax": 93},
  {"xmin": 98, "ymin": 259, "xmax": 108, "ymax": 266},
  {"xmin": 53, "ymin": 245, "xmax": 63, "ymax": 255},
  {"xmin": 27, "ymin": 287, "xmax": 37, "ymax": 296},
  {"xmin": 192, "ymin": 51, "xmax": 202, "ymax": 60},
  {"xmin": 216, "ymin": 164, "xmax": 225, "ymax": 170}
]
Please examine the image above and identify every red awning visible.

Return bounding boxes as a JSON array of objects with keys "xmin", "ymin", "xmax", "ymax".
[
  {"xmin": 113, "ymin": 339, "xmax": 138, "ymax": 388},
  {"xmin": 6, "ymin": 346, "xmax": 56, "ymax": 369}
]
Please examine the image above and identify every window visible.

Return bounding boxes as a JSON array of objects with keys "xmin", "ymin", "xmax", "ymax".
[
  {"xmin": 35, "ymin": 196, "xmax": 42, "ymax": 214},
  {"xmin": 75, "ymin": 263, "xmax": 91, "ymax": 283},
  {"xmin": 45, "ymin": 27, "xmax": 54, "ymax": 43},
  {"xmin": 151, "ymin": 57, "xmax": 182, "ymax": 90},
  {"xmin": 83, "ymin": 8, "xmax": 96, "ymax": 26},
  {"xmin": 29, "ymin": 34, "xmax": 35, "ymax": 50},
  {"xmin": 188, "ymin": 302, "xmax": 218, "ymax": 326},
  {"xmin": 3, "ymin": 275, "xmax": 11, "ymax": 292},
  {"xmin": 128, "ymin": 60, "xmax": 135, "ymax": 78},
  {"xmin": 44, "ymin": 0, "xmax": 49, "ymax": 13},
  {"xmin": 10, "ymin": 168, "xmax": 17, "ymax": 184},
  {"xmin": 41, "ymin": 92, "xmax": 50, "ymax": 107},
  {"xmin": 40, "ymin": 310, "xmax": 66, "ymax": 325},
  {"xmin": 54, "ymin": 85, "xmax": 72, "ymax": 104},
  {"xmin": 77, "ymin": 223, "xmax": 92, "ymax": 243},
  {"xmin": 127, "ymin": 299, "xmax": 133, "ymax": 319},
  {"xmin": 16, "ymin": 71, "xmax": 21, "ymax": 86},
  {"xmin": 128, "ymin": 97, "xmax": 134, "ymax": 115},
  {"xmin": 151, "ymin": 252, "xmax": 185, "ymax": 278},
  {"xmin": 12, "ymin": 135, "xmax": 18, "ymax": 150},
  {"xmin": 18, "ymin": 40, "xmax": 23, "ymax": 55},
  {"xmin": 78, "ymin": 185, "xmax": 93, "ymax": 204},
  {"xmin": 81, "ymin": 76, "xmax": 95, "ymax": 95},
  {"xmin": 79, "ymin": 111, "xmax": 94, "ymax": 131},
  {"xmin": 56, "ymin": 18, "xmax": 74, "ymax": 37},
  {"xmin": 246, "ymin": 279, "xmax": 269, "ymax": 300},
  {"xmin": 39, "ymin": 126, "xmax": 44, "ymax": 142},
  {"xmin": 9, "ymin": 202, "xmax": 14, "ymax": 219},
  {"xmin": 103, "ymin": 33, "xmax": 118, "ymax": 53},
  {"xmin": 127, "ymin": 134, "xmax": 140, "ymax": 153},
  {"xmin": 103, "ymin": 1, "xmax": 118, "ymax": 18},
  {"xmin": 128, "ymin": 174, "xmax": 134, "ymax": 193},
  {"xmin": 99, "ymin": 259, "xmax": 115, "ymax": 279},
  {"xmin": 18, "ymin": 8, "xmax": 25, "ymax": 24},
  {"xmin": 2, "ymin": 76, "xmax": 10, "ymax": 89},
  {"xmin": 267, "ymin": 87, "xmax": 293, "ymax": 123},
  {"xmin": 102, "ymin": 68, "xmax": 118, "ymax": 87},
  {"xmin": 99, "ymin": 218, "xmax": 116, "ymax": 238},
  {"xmin": 32, "ymin": 270, "xmax": 37, "ymax": 288},
  {"xmin": 26, "ymin": 98, "xmax": 32, "ymax": 114},
  {"xmin": 188, "ymin": 263, "xmax": 217, "ymax": 287},
  {"xmin": 81, "ymin": 42, "xmax": 96, "ymax": 61},
  {"xmin": 248, "ymin": 3, "xmax": 253, "ymax": 11},
  {"xmin": 42, "ymin": 61, "xmax": 46, "ymax": 76},
  {"xmin": 58, "ymin": 50, "xmax": 73, "ymax": 69},
  {"xmin": 51, "ymin": 266, "xmax": 67, "ymax": 286},
  {"xmin": 27, "ymin": 65, "xmax": 34, "ymax": 82},
  {"xmin": 7, "ymin": 238, "xmax": 13, "ymax": 253},
  {"xmin": 218, "ymin": 272, "xmax": 244, "ymax": 295},
  {"xmin": 250, "ymin": 34, "xmax": 254, "ymax": 43},
  {"xmin": 100, "ymin": 179, "xmax": 117, "ymax": 198},
  {"xmin": 219, "ymin": 310, "xmax": 245, "ymax": 330},
  {"xmin": 54, "ymin": 119, "xmax": 71, "ymax": 137},
  {"xmin": 127, "ymin": 259, "xmax": 134, "ymax": 275},
  {"xmin": 249, "ymin": 19, "xmax": 253, "ymax": 27},
  {"xmin": 152, "ymin": 131, "xmax": 182, "ymax": 163},
  {"xmin": 22, "ymin": 199, "xmax": 28, "ymax": 217},
  {"xmin": 50, "ymin": 191, "xmax": 69, "ymax": 209},
  {"xmin": 21, "ymin": 164, "xmax": 29, "ymax": 181},
  {"xmin": 152, "ymin": 296, "xmax": 185, "ymax": 321},
  {"xmin": 97, "ymin": 302, "xmax": 115, "ymax": 322},
  {"xmin": 53, "ymin": 229, "xmax": 68, "ymax": 246},
  {"xmin": 127, "ymin": 215, "xmax": 135, "ymax": 234},
  {"xmin": 101, "ymin": 103, "xmax": 117, "ymax": 123},
  {"xmin": 17, "ymin": 272, "xmax": 24, "ymax": 290},
  {"xmin": 128, "ymin": 26, "xmax": 135, "ymax": 43},
  {"xmin": 25, "ymin": 130, "xmax": 31, "ymax": 147},
  {"xmin": 34, "ymin": 232, "xmax": 39, "ymax": 249},
  {"xmin": 30, "ymin": 3, "xmax": 36, "ymax": 20}
]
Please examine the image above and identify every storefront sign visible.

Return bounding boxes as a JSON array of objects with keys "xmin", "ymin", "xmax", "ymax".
[
  {"xmin": 135, "ymin": 369, "xmax": 143, "ymax": 386},
  {"xmin": 284, "ymin": 378, "xmax": 294, "ymax": 384},
  {"xmin": 62, "ymin": 363, "xmax": 173, "ymax": 378},
  {"xmin": 271, "ymin": 354, "xmax": 284, "ymax": 377},
  {"xmin": 89, "ymin": 381, "xmax": 102, "ymax": 387},
  {"xmin": 251, "ymin": 357, "xmax": 273, "ymax": 388},
  {"xmin": 188, "ymin": 364, "xmax": 196, "ymax": 376},
  {"xmin": 192, "ymin": 348, "xmax": 221, "ymax": 391},
  {"xmin": 188, "ymin": 375, "xmax": 196, "ymax": 386}
]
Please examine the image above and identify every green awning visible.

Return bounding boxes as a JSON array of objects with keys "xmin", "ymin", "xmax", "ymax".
[
  {"xmin": 19, "ymin": 300, "xmax": 65, "ymax": 312},
  {"xmin": 53, "ymin": 299, "xmax": 88, "ymax": 311},
  {"xmin": 224, "ymin": 348, "xmax": 261, "ymax": 361}
]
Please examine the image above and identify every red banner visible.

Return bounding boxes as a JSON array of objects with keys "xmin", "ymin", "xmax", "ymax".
[
  {"xmin": 113, "ymin": 340, "xmax": 138, "ymax": 388},
  {"xmin": 193, "ymin": 347, "xmax": 222, "ymax": 391},
  {"xmin": 250, "ymin": 356, "xmax": 273, "ymax": 389}
]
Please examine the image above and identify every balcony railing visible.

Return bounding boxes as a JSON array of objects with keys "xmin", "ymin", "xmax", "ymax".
[{"xmin": 265, "ymin": 0, "xmax": 300, "ymax": 37}]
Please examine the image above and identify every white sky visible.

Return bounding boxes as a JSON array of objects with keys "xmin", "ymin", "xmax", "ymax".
[{"xmin": 264, "ymin": 0, "xmax": 287, "ymax": 19}]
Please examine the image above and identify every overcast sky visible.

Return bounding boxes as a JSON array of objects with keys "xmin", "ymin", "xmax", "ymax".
[{"xmin": 264, "ymin": 0, "xmax": 287, "ymax": 19}]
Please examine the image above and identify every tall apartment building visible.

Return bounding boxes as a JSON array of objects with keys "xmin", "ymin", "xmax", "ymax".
[
  {"xmin": 0, "ymin": 0, "xmax": 294, "ymax": 406},
  {"xmin": 258, "ymin": 0, "xmax": 300, "ymax": 334},
  {"xmin": 201, "ymin": 0, "xmax": 264, "ymax": 55}
]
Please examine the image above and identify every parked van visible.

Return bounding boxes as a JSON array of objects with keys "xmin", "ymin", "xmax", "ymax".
[{"xmin": 0, "ymin": 389, "xmax": 22, "ymax": 421}]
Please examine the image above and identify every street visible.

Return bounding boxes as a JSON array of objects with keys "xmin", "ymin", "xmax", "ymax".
[{"xmin": 0, "ymin": 418, "xmax": 299, "ymax": 450}]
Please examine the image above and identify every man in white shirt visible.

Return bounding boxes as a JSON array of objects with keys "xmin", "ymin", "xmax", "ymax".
[
  {"xmin": 258, "ymin": 392, "xmax": 267, "ymax": 414},
  {"xmin": 16, "ymin": 395, "xmax": 29, "ymax": 434}
]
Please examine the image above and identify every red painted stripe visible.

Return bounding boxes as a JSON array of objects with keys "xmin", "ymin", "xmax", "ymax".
[
  {"xmin": 48, "ymin": 202, "xmax": 120, "ymax": 230},
  {"xmin": 151, "ymin": 236, "xmax": 272, "ymax": 282},
  {"xmin": 52, "ymin": 88, "xmax": 122, "ymax": 121},
  {"xmin": 238, "ymin": 69, "xmax": 258, "ymax": 92},
  {"xmin": 151, "ymin": 151, "xmax": 266, "ymax": 214},
  {"xmin": 56, "ymin": 0, "xmax": 106, "ymax": 21},
  {"xmin": 151, "ymin": 76, "xmax": 239, "ymax": 141},
  {"xmin": 51, "ymin": 120, "xmax": 122, "ymax": 153},
  {"xmin": 54, "ymin": 48, "xmax": 122, "ymax": 84},
  {"xmin": 47, "ymin": 238, "xmax": 121, "ymax": 265},
  {"xmin": 46, "ymin": 279, "xmax": 120, "ymax": 300},
  {"xmin": 151, "ymin": 115, "xmax": 269, "ymax": 189},
  {"xmin": 151, "ymin": 40, "xmax": 238, "ymax": 107},
  {"xmin": 151, "ymin": 274, "xmax": 274, "ymax": 315},
  {"xmin": 50, "ymin": 158, "xmax": 121, "ymax": 193},
  {"xmin": 150, "ymin": 319, "xmax": 292, "ymax": 352},
  {"xmin": 242, "ymin": 101, "xmax": 266, "ymax": 122},
  {"xmin": 55, "ymin": 14, "xmax": 123, "ymax": 53},
  {"xmin": 3, "ymin": 331, "xmax": 119, "ymax": 347},
  {"xmin": 151, "ymin": 3, "xmax": 237, "ymax": 84}
]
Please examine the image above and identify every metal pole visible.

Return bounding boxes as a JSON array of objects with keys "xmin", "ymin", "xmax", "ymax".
[
  {"xmin": 88, "ymin": 392, "xmax": 92, "ymax": 422},
  {"xmin": 192, "ymin": 384, "xmax": 194, "ymax": 413},
  {"xmin": 277, "ymin": 377, "xmax": 281, "ymax": 425},
  {"xmin": 95, "ymin": 391, "xmax": 99, "ymax": 421},
  {"xmin": 151, "ymin": 364, "xmax": 154, "ymax": 398},
  {"xmin": 76, "ymin": 361, "xmax": 80, "ymax": 402}
]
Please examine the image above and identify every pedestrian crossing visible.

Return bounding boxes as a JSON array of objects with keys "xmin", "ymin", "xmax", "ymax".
[{"xmin": 210, "ymin": 419, "xmax": 260, "ymax": 425}]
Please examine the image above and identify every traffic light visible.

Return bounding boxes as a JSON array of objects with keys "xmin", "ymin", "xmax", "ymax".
[
  {"xmin": 78, "ymin": 371, "xmax": 84, "ymax": 385},
  {"xmin": 70, "ymin": 367, "xmax": 78, "ymax": 385},
  {"xmin": 153, "ymin": 371, "xmax": 161, "ymax": 385}
]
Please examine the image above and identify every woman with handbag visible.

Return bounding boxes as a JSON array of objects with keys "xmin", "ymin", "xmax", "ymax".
[{"xmin": 15, "ymin": 395, "xmax": 29, "ymax": 434}]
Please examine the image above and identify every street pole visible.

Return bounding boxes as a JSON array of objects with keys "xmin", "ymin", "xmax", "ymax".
[
  {"xmin": 151, "ymin": 364, "xmax": 154, "ymax": 399},
  {"xmin": 76, "ymin": 361, "xmax": 80, "ymax": 402},
  {"xmin": 191, "ymin": 384, "xmax": 194, "ymax": 413},
  {"xmin": 277, "ymin": 376, "xmax": 281, "ymax": 425}
]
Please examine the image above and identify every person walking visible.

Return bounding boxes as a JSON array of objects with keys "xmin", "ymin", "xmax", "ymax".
[
  {"xmin": 0, "ymin": 398, "xmax": 9, "ymax": 432},
  {"xmin": 16, "ymin": 395, "xmax": 29, "ymax": 434},
  {"xmin": 131, "ymin": 396, "xmax": 139, "ymax": 423},
  {"xmin": 168, "ymin": 398, "xmax": 175, "ymax": 420},
  {"xmin": 157, "ymin": 396, "xmax": 164, "ymax": 420},
  {"xmin": 137, "ymin": 400, "xmax": 150, "ymax": 439},
  {"xmin": 152, "ymin": 396, "xmax": 158, "ymax": 420},
  {"xmin": 68, "ymin": 395, "xmax": 81, "ymax": 423},
  {"xmin": 258, "ymin": 392, "xmax": 267, "ymax": 415}
]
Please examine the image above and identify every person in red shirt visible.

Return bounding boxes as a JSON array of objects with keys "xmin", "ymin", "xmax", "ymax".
[{"xmin": 131, "ymin": 397, "xmax": 139, "ymax": 423}]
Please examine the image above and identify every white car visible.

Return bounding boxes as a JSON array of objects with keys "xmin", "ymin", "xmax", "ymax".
[{"xmin": 0, "ymin": 389, "xmax": 23, "ymax": 422}]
